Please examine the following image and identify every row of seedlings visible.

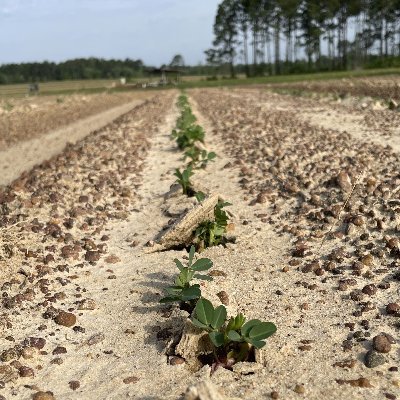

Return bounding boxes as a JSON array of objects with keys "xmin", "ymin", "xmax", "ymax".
[
  {"xmin": 171, "ymin": 94, "xmax": 232, "ymax": 252},
  {"xmin": 159, "ymin": 94, "xmax": 277, "ymax": 370}
]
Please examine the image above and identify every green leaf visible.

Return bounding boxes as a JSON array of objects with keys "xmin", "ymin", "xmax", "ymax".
[
  {"xmin": 191, "ymin": 258, "xmax": 213, "ymax": 271},
  {"xmin": 194, "ymin": 298, "xmax": 214, "ymax": 325},
  {"xmin": 241, "ymin": 319, "xmax": 262, "ymax": 337},
  {"xmin": 175, "ymin": 275, "xmax": 184, "ymax": 287},
  {"xmin": 226, "ymin": 314, "xmax": 246, "ymax": 332},
  {"xmin": 174, "ymin": 169, "xmax": 182, "ymax": 179},
  {"xmin": 175, "ymin": 268, "xmax": 191, "ymax": 287},
  {"xmin": 227, "ymin": 330, "xmax": 242, "ymax": 341},
  {"xmin": 209, "ymin": 332, "xmax": 225, "ymax": 347},
  {"xmin": 195, "ymin": 191, "xmax": 206, "ymax": 202},
  {"xmin": 245, "ymin": 338, "xmax": 266, "ymax": 349},
  {"xmin": 208, "ymin": 152, "xmax": 217, "ymax": 160},
  {"xmin": 174, "ymin": 259, "xmax": 185, "ymax": 271},
  {"xmin": 194, "ymin": 274, "xmax": 213, "ymax": 281},
  {"xmin": 249, "ymin": 322, "xmax": 277, "ymax": 341},
  {"xmin": 191, "ymin": 317, "xmax": 209, "ymax": 330},
  {"xmin": 181, "ymin": 285, "xmax": 201, "ymax": 301},
  {"xmin": 188, "ymin": 246, "xmax": 195, "ymax": 267},
  {"xmin": 165, "ymin": 286, "xmax": 183, "ymax": 295},
  {"xmin": 218, "ymin": 201, "xmax": 232, "ymax": 208},
  {"xmin": 211, "ymin": 305, "xmax": 227, "ymax": 329}
]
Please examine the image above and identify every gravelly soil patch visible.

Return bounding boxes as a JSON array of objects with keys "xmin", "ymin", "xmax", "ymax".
[
  {"xmin": 0, "ymin": 92, "xmax": 176, "ymax": 398},
  {"xmin": 0, "ymin": 91, "xmax": 153, "ymax": 151},
  {"xmin": 0, "ymin": 86, "xmax": 399, "ymax": 400},
  {"xmin": 189, "ymin": 88, "xmax": 400, "ymax": 400}
]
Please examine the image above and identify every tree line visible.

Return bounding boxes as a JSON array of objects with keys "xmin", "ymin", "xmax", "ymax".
[
  {"xmin": 0, "ymin": 58, "xmax": 146, "ymax": 84},
  {"xmin": 206, "ymin": 0, "xmax": 400, "ymax": 77}
]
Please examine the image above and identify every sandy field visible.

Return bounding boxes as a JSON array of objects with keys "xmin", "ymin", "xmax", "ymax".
[{"xmin": 0, "ymin": 87, "xmax": 399, "ymax": 400}]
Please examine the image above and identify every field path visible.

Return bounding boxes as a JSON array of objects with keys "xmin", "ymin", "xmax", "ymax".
[{"xmin": 0, "ymin": 97, "xmax": 154, "ymax": 187}]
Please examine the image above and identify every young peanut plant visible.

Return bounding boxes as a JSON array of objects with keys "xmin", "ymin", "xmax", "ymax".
[
  {"xmin": 191, "ymin": 298, "xmax": 277, "ymax": 370},
  {"xmin": 184, "ymin": 147, "xmax": 217, "ymax": 169},
  {"xmin": 171, "ymin": 124, "xmax": 205, "ymax": 150},
  {"xmin": 176, "ymin": 106, "xmax": 197, "ymax": 131},
  {"xmin": 174, "ymin": 166, "xmax": 194, "ymax": 196},
  {"xmin": 195, "ymin": 201, "xmax": 231, "ymax": 249},
  {"xmin": 176, "ymin": 94, "xmax": 190, "ymax": 109},
  {"xmin": 160, "ymin": 246, "xmax": 213, "ymax": 311}
]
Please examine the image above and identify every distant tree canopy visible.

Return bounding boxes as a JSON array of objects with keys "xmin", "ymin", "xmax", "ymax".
[
  {"xmin": 206, "ymin": 0, "xmax": 400, "ymax": 77},
  {"xmin": 0, "ymin": 58, "xmax": 147, "ymax": 84},
  {"xmin": 169, "ymin": 54, "xmax": 185, "ymax": 68}
]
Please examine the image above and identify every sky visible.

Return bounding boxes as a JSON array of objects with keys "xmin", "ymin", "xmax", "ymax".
[{"xmin": 0, "ymin": 0, "xmax": 220, "ymax": 66}]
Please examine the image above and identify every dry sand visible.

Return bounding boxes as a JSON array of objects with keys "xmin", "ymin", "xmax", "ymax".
[
  {"xmin": 0, "ymin": 97, "xmax": 153, "ymax": 187},
  {"xmin": 0, "ymin": 88, "xmax": 398, "ymax": 400}
]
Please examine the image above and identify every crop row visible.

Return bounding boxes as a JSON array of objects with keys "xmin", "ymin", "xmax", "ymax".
[{"xmin": 158, "ymin": 94, "xmax": 277, "ymax": 370}]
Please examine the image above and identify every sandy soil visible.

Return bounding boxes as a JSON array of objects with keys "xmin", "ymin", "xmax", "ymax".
[
  {"xmin": 229, "ymin": 87, "xmax": 400, "ymax": 153},
  {"xmin": 0, "ymin": 87, "xmax": 399, "ymax": 400},
  {"xmin": 0, "ymin": 97, "xmax": 154, "ymax": 187},
  {"xmin": 0, "ymin": 92, "xmax": 153, "ymax": 151},
  {"xmin": 270, "ymin": 76, "xmax": 400, "ymax": 101}
]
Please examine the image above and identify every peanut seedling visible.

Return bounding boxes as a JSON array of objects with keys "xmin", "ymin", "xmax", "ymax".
[
  {"xmin": 160, "ymin": 246, "xmax": 213, "ymax": 311},
  {"xmin": 191, "ymin": 298, "xmax": 277, "ymax": 369},
  {"xmin": 184, "ymin": 147, "xmax": 217, "ymax": 169},
  {"xmin": 174, "ymin": 165, "xmax": 194, "ymax": 196},
  {"xmin": 195, "ymin": 200, "xmax": 231, "ymax": 249},
  {"xmin": 171, "ymin": 124, "xmax": 205, "ymax": 150}
]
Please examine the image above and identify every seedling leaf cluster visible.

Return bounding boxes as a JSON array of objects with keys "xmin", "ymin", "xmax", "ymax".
[
  {"xmin": 160, "ymin": 246, "xmax": 213, "ymax": 309},
  {"xmin": 195, "ymin": 200, "xmax": 231, "ymax": 249},
  {"xmin": 160, "ymin": 248, "xmax": 277, "ymax": 369}
]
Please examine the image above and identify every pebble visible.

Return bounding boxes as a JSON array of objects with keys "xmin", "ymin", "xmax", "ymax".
[
  {"xmin": 271, "ymin": 391, "xmax": 279, "ymax": 399},
  {"xmin": 216, "ymin": 291, "xmax": 229, "ymax": 305},
  {"xmin": 22, "ymin": 347, "xmax": 38, "ymax": 359},
  {"xmin": 364, "ymin": 350, "xmax": 386, "ymax": 368},
  {"xmin": 373, "ymin": 334, "xmax": 392, "ymax": 353},
  {"xmin": 386, "ymin": 303, "xmax": 400, "ymax": 316},
  {"xmin": 360, "ymin": 254, "xmax": 374, "ymax": 266},
  {"xmin": 169, "ymin": 356, "xmax": 185, "ymax": 365},
  {"xmin": 55, "ymin": 311, "xmax": 76, "ymax": 327},
  {"xmin": 28, "ymin": 337, "xmax": 46, "ymax": 349},
  {"xmin": 294, "ymin": 384, "xmax": 305, "ymax": 394},
  {"xmin": 337, "ymin": 171, "xmax": 352, "ymax": 192},
  {"xmin": 32, "ymin": 391, "xmax": 55, "ymax": 400},
  {"xmin": 362, "ymin": 284, "xmax": 377, "ymax": 296},
  {"xmin": 52, "ymin": 346, "xmax": 67, "ymax": 355},
  {"xmin": 122, "ymin": 376, "xmax": 139, "ymax": 384},
  {"xmin": 19, "ymin": 366, "xmax": 34, "ymax": 377},
  {"xmin": 85, "ymin": 250, "xmax": 100, "ymax": 262},
  {"xmin": 69, "ymin": 380, "xmax": 80, "ymax": 390},
  {"xmin": 105, "ymin": 254, "xmax": 121, "ymax": 264}
]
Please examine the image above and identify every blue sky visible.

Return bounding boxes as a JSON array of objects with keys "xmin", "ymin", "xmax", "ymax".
[{"xmin": 0, "ymin": 0, "xmax": 220, "ymax": 66}]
